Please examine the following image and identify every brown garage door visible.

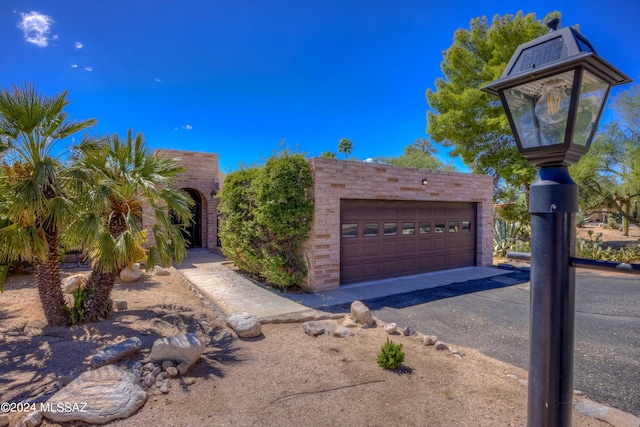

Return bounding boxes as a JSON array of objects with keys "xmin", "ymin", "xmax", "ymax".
[{"xmin": 340, "ymin": 200, "xmax": 476, "ymax": 284}]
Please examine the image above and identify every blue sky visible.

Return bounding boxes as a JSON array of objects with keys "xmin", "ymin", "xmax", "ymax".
[{"xmin": 2, "ymin": 1, "xmax": 639, "ymax": 172}]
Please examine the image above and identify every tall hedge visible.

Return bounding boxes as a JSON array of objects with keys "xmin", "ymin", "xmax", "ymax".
[{"xmin": 218, "ymin": 152, "xmax": 314, "ymax": 288}]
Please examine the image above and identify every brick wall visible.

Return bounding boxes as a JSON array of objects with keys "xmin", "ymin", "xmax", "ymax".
[
  {"xmin": 144, "ymin": 149, "xmax": 220, "ymax": 250},
  {"xmin": 302, "ymin": 157, "xmax": 494, "ymax": 292}
]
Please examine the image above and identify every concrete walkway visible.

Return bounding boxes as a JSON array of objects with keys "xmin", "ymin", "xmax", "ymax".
[{"xmin": 175, "ymin": 249, "xmax": 515, "ymax": 322}]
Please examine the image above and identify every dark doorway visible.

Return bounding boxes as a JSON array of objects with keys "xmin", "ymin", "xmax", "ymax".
[{"xmin": 176, "ymin": 188, "xmax": 202, "ymax": 248}]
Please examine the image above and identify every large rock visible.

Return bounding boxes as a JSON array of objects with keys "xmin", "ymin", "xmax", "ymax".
[
  {"xmin": 153, "ymin": 266, "xmax": 171, "ymax": 276},
  {"xmin": 62, "ymin": 273, "xmax": 88, "ymax": 294},
  {"xmin": 226, "ymin": 312, "xmax": 262, "ymax": 338},
  {"xmin": 350, "ymin": 300, "xmax": 374, "ymax": 326},
  {"xmin": 42, "ymin": 365, "xmax": 147, "ymax": 424},
  {"xmin": 119, "ymin": 266, "xmax": 141, "ymax": 283},
  {"xmin": 91, "ymin": 337, "xmax": 142, "ymax": 368},
  {"xmin": 150, "ymin": 333, "xmax": 205, "ymax": 373}
]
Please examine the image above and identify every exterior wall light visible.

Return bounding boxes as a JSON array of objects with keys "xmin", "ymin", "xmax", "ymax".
[
  {"xmin": 421, "ymin": 178, "xmax": 428, "ymax": 185},
  {"xmin": 481, "ymin": 18, "xmax": 631, "ymax": 427}
]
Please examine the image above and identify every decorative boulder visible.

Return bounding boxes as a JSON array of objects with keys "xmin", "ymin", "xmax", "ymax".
[
  {"xmin": 119, "ymin": 266, "xmax": 141, "ymax": 283},
  {"xmin": 226, "ymin": 312, "xmax": 262, "ymax": 338},
  {"xmin": 42, "ymin": 365, "xmax": 147, "ymax": 424},
  {"xmin": 91, "ymin": 337, "xmax": 142, "ymax": 368},
  {"xmin": 350, "ymin": 300, "xmax": 374, "ymax": 327},
  {"xmin": 153, "ymin": 266, "xmax": 172, "ymax": 276},
  {"xmin": 62, "ymin": 273, "xmax": 88, "ymax": 294},
  {"xmin": 150, "ymin": 333, "xmax": 205, "ymax": 373},
  {"xmin": 384, "ymin": 323, "xmax": 398, "ymax": 334},
  {"xmin": 113, "ymin": 299, "xmax": 128, "ymax": 311}
]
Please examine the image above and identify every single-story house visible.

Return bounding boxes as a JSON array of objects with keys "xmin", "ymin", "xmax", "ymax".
[{"xmin": 150, "ymin": 151, "xmax": 494, "ymax": 293}]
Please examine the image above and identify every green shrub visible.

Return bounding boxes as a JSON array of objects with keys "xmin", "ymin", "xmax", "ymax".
[
  {"xmin": 217, "ymin": 150, "xmax": 314, "ymax": 289},
  {"xmin": 377, "ymin": 338, "xmax": 405, "ymax": 370},
  {"xmin": 63, "ymin": 286, "xmax": 85, "ymax": 325}
]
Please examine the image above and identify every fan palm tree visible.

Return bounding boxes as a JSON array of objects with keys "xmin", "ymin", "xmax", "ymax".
[
  {"xmin": 0, "ymin": 82, "xmax": 96, "ymax": 325},
  {"xmin": 337, "ymin": 138, "xmax": 353, "ymax": 159},
  {"xmin": 66, "ymin": 130, "xmax": 193, "ymax": 322}
]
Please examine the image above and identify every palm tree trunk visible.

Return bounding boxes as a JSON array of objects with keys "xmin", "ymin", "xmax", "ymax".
[
  {"xmin": 82, "ymin": 270, "xmax": 116, "ymax": 322},
  {"xmin": 34, "ymin": 232, "xmax": 70, "ymax": 326}
]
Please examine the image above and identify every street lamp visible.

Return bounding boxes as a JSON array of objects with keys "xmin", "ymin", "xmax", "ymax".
[{"xmin": 481, "ymin": 18, "xmax": 631, "ymax": 427}]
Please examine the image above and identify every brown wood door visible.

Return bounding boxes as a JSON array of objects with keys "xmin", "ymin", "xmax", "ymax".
[{"xmin": 340, "ymin": 200, "xmax": 476, "ymax": 284}]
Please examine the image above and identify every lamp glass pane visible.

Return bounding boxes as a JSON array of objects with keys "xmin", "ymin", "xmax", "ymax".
[
  {"xmin": 504, "ymin": 86, "xmax": 540, "ymax": 148},
  {"xmin": 572, "ymin": 70, "xmax": 609, "ymax": 147},
  {"xmin": 503, "ymin": 70, "xmax": 575, "ymax": 148}
]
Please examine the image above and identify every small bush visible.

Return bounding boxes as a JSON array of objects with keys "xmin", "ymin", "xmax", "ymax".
[
  {"xmin": 377, "ymin": 338, "xmax": 405, "ymax": 370},
  {"xmin": 63, "ymin": 286, "xmax": 85, "ymax": 325}
]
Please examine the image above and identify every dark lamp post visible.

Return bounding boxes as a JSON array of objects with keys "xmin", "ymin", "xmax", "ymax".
[{"xmin": 481, "ymin": 19, "xmax": 631, "ymax": 427}]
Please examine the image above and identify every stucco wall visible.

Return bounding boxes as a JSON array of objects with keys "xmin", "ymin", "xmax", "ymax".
[
  {"xmin": 145, "ymin": 149, "xmax": 220, "ymax": 250},
  {"xmin": 303, "ymin": 157, "xmax": 494, "ymax": 292}
]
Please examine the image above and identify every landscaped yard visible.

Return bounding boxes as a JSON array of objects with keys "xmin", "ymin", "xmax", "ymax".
[{"xmin": 0, "ymin": 263, "xmax": 614, "ymax": 426}]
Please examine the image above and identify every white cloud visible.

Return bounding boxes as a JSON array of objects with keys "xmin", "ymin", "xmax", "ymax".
[
  {"xmin": 184, "ymin": 124, "xmax": 193, "ymax": 130},
  {"xmin": 75, "ymin": 41, "xmax": 83, "ymax": 49},
  {"xmin": 154, "ymin": 78, "xmax": 162, "ymax": 83},
  {"xmin": 71, "ymin": 64, "xmax": 78, "ymax": 68},
  {"xmin": 84, "ymin": 66, "xmax": 93, "ymax": 72},
  {"xmin": 17, "ymin": 11, "xmax": 54, "ymax": 47}
]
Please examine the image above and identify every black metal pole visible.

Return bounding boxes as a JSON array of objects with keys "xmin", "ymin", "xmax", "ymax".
[{"xmin": 528, "ymin": 166, "xmax": 578, "ymax": 427}]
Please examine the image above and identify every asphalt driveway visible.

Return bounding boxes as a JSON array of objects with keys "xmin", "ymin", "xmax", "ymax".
[{"xmin": 369, "ymin": 269, "xmax": 640, "ymax": 417}]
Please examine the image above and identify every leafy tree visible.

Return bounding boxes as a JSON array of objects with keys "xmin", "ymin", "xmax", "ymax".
[
  {"xmin": 0, "ymin": 82, "xmax": 96, "ymax": 325},
  {"xmin": 320, "ymin": 151, "xmax": 336, "ymax": 159},
  {"xmin": 426, "ymin": 11, "xmax": 560, "ymax": 192},
  {"xmin": 337, "ymin": 138, "xmax": 353, "ymax": 159},
  {"xmin": 66, "ymin": 130, "xmax": 193, "ymax": 322},
  {"xmin": 571, "ymin": 84, "xmax": 640, "ymax": 235},
  {"xmin": 374, "ymin": 138, "xmax": 455, "ymax": 171}
]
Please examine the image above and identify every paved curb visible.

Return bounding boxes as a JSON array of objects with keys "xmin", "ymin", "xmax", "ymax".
[{"xmin": 575, "ymin": 398, "xmax": 640, "ymax": 427}]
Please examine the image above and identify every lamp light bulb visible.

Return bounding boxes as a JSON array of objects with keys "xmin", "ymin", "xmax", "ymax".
[{"xmin": 535, "ymin": 80, "xmax": 570, "ymax": 125}]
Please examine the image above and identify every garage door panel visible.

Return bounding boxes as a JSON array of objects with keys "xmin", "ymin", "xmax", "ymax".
[
  {"xmin": 341, "ymin": 263, "xmax": 359, "ymax": 279},
  {"xmin": 362, "ymin": 241, "xmax": 380, "ymax": 256},
  {"xmin": 382, "ymin": 241, "xmax": 398, "ymax": 254},
  {"xmin": 417, "ymin": 255, "xmax": 432, "ymax": 269},
  {"xmin": 362, "ymin": 261, "xmax": 380, "ymax": 277},
  {"xmin": 417, "ymin": 239, "xmax": 431, "ymax": 251},
  {"xmin": 433, "ymin": 255, "xmax": 447, "ymax": 269},
  {"xmin": 460, "ymin": 252, "xmax": 475, "ymax": 265},
  {"xmin": 400, "ymin": 258, "xmax": 415, "ymax": 271},
  {"xmin": 434, "ymin": 237, "xmax": 447, "ymax": 250},
  {"xmin": 382, "ymin": 259, "xmax": 398, "ymax": 274},
  {"xmin": 447, "ymin": 253, "xmax": 460, "ymax": 267},
  {"xmin": 461, "ymin": 234, "xmax": 474, "ymax": 247},
  {"xmin": 448, "ymin": 236, "xmax": 461, "ymax": 248},
  {"xmin": 399, "ymin": 240, "xmax": 416, "ymax": 253},
  {"xmin": 341, "ymin": 242, "xmax": 360, "ymax": 259},
  {"xmin": 340, "ymin": 200, "xmax": 477, "ymax": 284}
]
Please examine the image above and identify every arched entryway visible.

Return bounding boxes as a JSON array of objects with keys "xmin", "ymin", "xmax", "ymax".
[{"xmin": 178, "ymin": 188, "xmax": 203, "ymax": 248}]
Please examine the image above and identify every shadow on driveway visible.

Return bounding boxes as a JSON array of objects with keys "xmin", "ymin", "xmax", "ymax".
[{"xmin": 323, "ymin": 271, "xmax": 531, "ymax": 312}]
